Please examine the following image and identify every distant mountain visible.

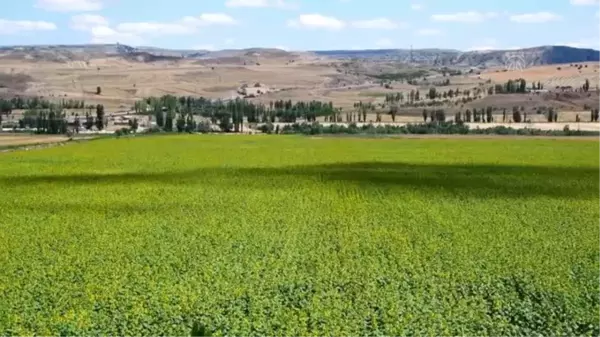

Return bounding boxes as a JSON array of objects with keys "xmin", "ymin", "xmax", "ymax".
[
  {"xmin": 0, "ymin": 44, "xmax": 303, "ymax": 63},
  {"xmin": 312, "ymin": 45, "xmax": 599, "ymax": 67},
  {"xmin": 0, "ymin": 43, "xmax": 597, "ymax": 68}
]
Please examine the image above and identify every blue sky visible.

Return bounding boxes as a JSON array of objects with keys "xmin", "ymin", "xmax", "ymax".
[{"xmin": 0, "ymin": 0, "xmax": 598, "ymax": 51}]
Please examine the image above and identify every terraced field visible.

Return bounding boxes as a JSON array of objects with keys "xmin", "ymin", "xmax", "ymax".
[{"xmin": 0, "ymin": 135, "xmax": 598, "ymax": 336}]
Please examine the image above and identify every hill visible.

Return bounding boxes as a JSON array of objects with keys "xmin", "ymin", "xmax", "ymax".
[
  {"xmin": 0, "ymin": 44, "xmax": 597, "ymax": 68},
  {"xmin": 0, "ymin": 44, "xmax": 309, "ymax": 63},
  {"xmin": 312, "ymin": 46, "xmax": 600, "ymax": 68}
]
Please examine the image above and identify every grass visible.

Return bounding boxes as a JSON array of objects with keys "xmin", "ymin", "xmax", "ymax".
[{"xmin": 0, "ymin": 135, "xmax": 598, "ymax": 336}]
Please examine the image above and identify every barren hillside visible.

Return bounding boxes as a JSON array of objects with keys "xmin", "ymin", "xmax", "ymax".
[{"xmin": 0, "ymin": 44, "xmax": 597, "ymax": 123}]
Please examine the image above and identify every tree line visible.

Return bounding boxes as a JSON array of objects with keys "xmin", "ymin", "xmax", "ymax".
[
  {"xmin": 13, "ymin": 104, "xmax": 107, "ymax": 134},
  {"xmin": 266, "ymin": 121, "xmax": 598, "ymax": 137},
  {"xmin": 136, "ymin": 95, "xmax": 341, "ymax": 132},
  {"xmin": 2, "ymin": 93, "xmax": 598, "ymax": 135},
  {"xmin": 0, "ymin": 97, "xmax": 88, "ymax": 113}
]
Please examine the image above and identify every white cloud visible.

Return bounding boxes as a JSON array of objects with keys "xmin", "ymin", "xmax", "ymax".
[
  {"xmin": 116, "ymin": 22, "xmax": 193, "ymax": 35},
  {"xmin": 225, "ymin": 0, "xmax": 297, "ymax": 9},
  {"xmin": 411, "ymin": 3, "xmax": 423, "ymax": 10},
  {"xmin": 90, "ymin": 26, "xmax": 143, "ymax": 45},
  {"xmin": 570, "ymin": 0, "xmax": 598, "ymax": 5},
  {"xmin": 0, "ymin": 19, "xmax": 57, "ymax": 34},
  {"xmin": 274, "ymin": 45, "xmax": 289, "ymax": 50},
  {"xmin": 113, "ymin": 13, "xmax": 237, "ymax": 37},
  {"xmin": 70, "ymin": 14, "xmax": 108, "ymax": 31},
  {"xmin": 225, "ymin": 38, "xmax": 235, "ymax": 45},
  {"xmin": 289, "ymin": 15, "xmax": 402, "ymax": 31},
  {"xmin": 375, "ymin": 38, "xmax": 394, "ymax": 48},
  {"xmin": 36, "ymin": 0, "xmax": 102, "ymax": 12},
  {"xmin": 81, "ymin": 13, "xmax": 237, "ymax": 46},
  {"xmin": 196, "ymin": 13, "xmax": 238, "ymax": 25},
  {"xmin": 287, "ymin": 14, "xmax": 345, "ymax": 30},
  {"xmin": 509, "ymin": 12, "xmax": 562, "ymax": 23},
  {"xmin": 431, "ymin": 11, "xmax": 497, "ymax": 23},
  {"xmin": 416, "ymin": 28, "xmax": 441, "ymax": 36},
  {"xmin": 351, "ymin": 18, "xmax": 401, "ymax": 30}
]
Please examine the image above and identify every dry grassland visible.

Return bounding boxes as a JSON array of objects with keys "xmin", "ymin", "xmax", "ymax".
[
  {"xmin": 0, "ymin": 57, "xmax": 597, "ymax": 123},
  {"xmin": 481, "ymin": 62, "xmax": 599, "ymax": 88},
  {"xmin": 0, "ymin": 57, "xmax": 340, "ymax": 110},
  {"xmin": 0, "ymin": 134, "xmax": 69, "ymax": 147}
]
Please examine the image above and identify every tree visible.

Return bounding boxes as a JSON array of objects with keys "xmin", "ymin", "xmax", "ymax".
[
  {"xmin": 164, "ymin": 108, "xmax": 174, "ymax": 131},
  {"xmin": 74, "ymin": 114, "xmax": 80, "ymax": 133},
  {"xmin": 422, "ymin": 109, "xmax": 427, "ymax": 122},
  {"xmin": 583, "ymin": 79, "xmax": 590, "ymax": 92},
  {"xmin": 185, "ymin": 114, "xmax": 196, "ymax": 133},
  {"xmin": 519, "ymin": 79, "xmax": 526, "ymax": 93},
  {"xmin": 155, "ymin": 107, "xmax": 164, "ymax": 128},
  {"xmin": 428, "ymin": 88, "xmax": 437, "ymax": 100},
  {"xmin": 512, "ymin": 106, "xmax": 522, "ymax": 123},
  {"xmin": 455, "ymin": 111, "xmax": 462, "ymax": 123},
  {"xmin": 390, "ymin": 105, "xmax": 397, "ymax": 122},
  {"xmin": 96, "ymin": 86, "xmax": 102, "ymax": 95},
  {"xmin": 95, "ymin": 104, "xmax": 105, "ymax": 130},
  {"xmin": 85, "ymin": 112, "xmax": 94, "ymax": 130},
  {"xmin": 547, "ymin": 108, "xmax": 555, "ymax": 122},
  {"xmin": 176, "ymin": 113, "xmax": 186, "ymax": 132},
  {"xmin": 502, "ymin": 108, "xmax": 507, "ymax": 122},
  {"xmin": 434, "ymin": 109, "xmax": 445, "ymax": 122},
  {"xmin": 473, "ymin": 109, "xmax": 480, "ymax": 122},
  {"xmin": 361, "ymin": 104, "xmax": 367, "ymax": 122},
  {"xmin": 129, "ymin": 118, "xmax": 139, "ymax": 133},
  {"xmin": 218, "ymin": 112, "xmax": 232, "ymax": 132}
]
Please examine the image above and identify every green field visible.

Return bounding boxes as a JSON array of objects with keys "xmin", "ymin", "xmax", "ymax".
[{"xmin": 0, "ymin": 135, "xmax": 598, "ymax": 336}]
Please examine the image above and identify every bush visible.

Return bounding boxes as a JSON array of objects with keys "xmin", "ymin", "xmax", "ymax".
[
  {"xmin": 259, "ymin": 122, "xmax": 274, "ymax": 134},
  {"xmin": 115, "ymin": 127, "xmax": 131, "ymax": 137},
  {"xmin": 197, "ymin": 121, "xmax": 212, "ymax": 133},
  {"xmin": 264, "ymin": 122, "xmax": 599, "ymax": 137}
]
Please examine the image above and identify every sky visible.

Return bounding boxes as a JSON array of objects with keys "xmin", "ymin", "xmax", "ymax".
[{"xmin": 0, "ymin": 0, "xmax": 598, "ymax": 51}]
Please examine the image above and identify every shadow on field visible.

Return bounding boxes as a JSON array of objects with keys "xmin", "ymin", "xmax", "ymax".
[{"xmin": 1, "ymin": 162, "xmax": 598, "ymax": 199}]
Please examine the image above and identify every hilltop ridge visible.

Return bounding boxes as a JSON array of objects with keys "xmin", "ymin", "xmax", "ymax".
[{"xmin": 0, "ymin": 43, "xmax": 597, "ymax": 68}]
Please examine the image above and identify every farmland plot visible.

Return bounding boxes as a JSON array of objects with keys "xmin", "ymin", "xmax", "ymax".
[{"xmin": 0, "ymin": 135, "xmax": 598, "ymax": 336}]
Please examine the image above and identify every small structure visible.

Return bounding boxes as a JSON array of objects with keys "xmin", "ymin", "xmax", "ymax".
[{"xmin": 237, "ymin": 82, "xmax": 271, "ymax": 97}]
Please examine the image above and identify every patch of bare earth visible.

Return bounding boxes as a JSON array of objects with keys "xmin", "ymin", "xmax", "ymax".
[{"xmin": 0, "ymin": 134, "xmax": 69, "ymax": 147}]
